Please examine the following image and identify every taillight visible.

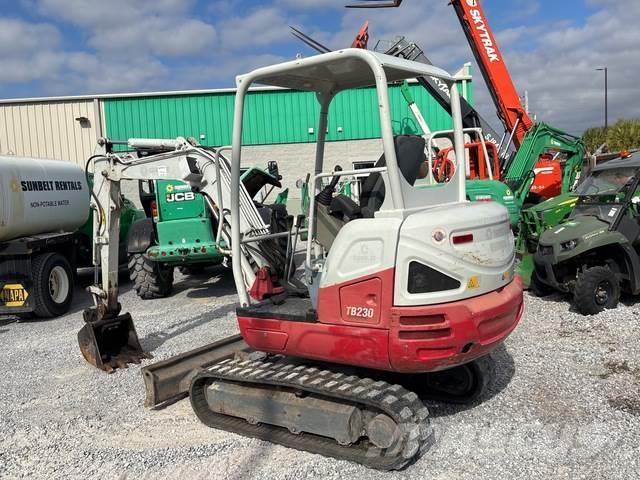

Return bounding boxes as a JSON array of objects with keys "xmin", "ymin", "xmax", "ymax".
[
  {"xmin": 151, "ymin": 200, "xmax": 159, "ymax": 222},
  {"xmin": 452, "ymin": 233, "xmax": 474, "ymax": 245}
]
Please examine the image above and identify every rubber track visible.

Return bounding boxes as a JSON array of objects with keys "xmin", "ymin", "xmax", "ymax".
[{"xmin": 190, "ymin": 357, "xmax": 434, "ymax": 470}]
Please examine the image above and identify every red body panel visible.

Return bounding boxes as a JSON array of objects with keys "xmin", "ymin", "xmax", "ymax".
[
  {"xmin": 530, "ymin": 159, "xmax": 562, "ymax": 199},
  {"xmin": 237, "ymin": 269, "xmax": 524, "ymax": 374}
]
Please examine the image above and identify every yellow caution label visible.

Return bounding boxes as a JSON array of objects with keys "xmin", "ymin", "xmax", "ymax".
[
  {"xmin": 503, "ymin": 271, "xmax": 512, "ymax": 282},
  {"xmin": 0, "ymin": 284, "xmax": 29, "ymax": 307},
  {"xmin": 467, "ymin": 276, "xmax": 480, "ymax": 289}
]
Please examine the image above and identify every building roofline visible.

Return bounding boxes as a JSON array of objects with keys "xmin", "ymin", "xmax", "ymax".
[
  {"xmin": 0, "ymin": 75, "xmax": 471, "ymax": 105},
  {"xmin": 0, "ymin": 85, "xmax": 286, "ymax": 105}
]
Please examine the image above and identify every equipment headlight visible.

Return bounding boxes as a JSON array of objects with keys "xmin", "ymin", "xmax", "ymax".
[{"xmin": 561, "ymin": 239, "xmax": 579, "ymax": 251}]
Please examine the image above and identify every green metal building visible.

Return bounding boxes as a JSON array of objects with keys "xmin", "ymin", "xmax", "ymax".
[
  {"xmin": 104, "ymin": 81, "xmax": 473, "ymax": 148},
  {"xmin": 0, "ymin": 69, "xmax": 473, "ymax": 166}
]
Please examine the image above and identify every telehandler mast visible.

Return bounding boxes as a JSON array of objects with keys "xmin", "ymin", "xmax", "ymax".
[
  {"xmin": 348, "ymin": 0, "xmax": 585, "ymax": 203},
  {"xmin": 79, "ymin": 49, "xmax": 523, "ymax": 469}
]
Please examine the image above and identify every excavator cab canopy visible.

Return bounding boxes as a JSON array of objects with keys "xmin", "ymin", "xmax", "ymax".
[{"xmin": 229, "ymin": 48, "xmax": 469, "ymax": 306}]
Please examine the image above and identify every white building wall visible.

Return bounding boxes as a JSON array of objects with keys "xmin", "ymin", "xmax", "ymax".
[{"xmin": 0, "ymin": 99, "xmax": 100, "ymax": 167}]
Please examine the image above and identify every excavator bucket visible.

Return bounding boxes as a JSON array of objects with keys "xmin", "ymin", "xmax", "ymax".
[{"xmin": 77, "ymin": 312, "xmax": 151, "ymax": 372}]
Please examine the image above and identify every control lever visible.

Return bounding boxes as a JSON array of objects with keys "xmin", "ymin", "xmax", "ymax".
[{"xmin": 316, "ymin": 166, "xmax": 343, "ymax": 206}]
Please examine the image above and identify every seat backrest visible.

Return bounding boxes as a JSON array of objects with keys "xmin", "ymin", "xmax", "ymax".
[{"xmin": 359, "ymin": 135, "xmax": 426, "ymax": 217}]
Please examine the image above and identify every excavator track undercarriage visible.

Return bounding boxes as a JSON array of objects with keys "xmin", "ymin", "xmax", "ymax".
[{"xmin": 190, "ymin": 355, "xmax": 435, "ymax": 470}]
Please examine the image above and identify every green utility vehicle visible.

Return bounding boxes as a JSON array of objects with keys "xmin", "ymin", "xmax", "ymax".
[
  {"xmin": 399, "ymin": 83, "xmax": 586, "ymax": 227},
  {"xmin": 127, "ymin": 161, "xmax": 284, "ymax": 299},
  {"xmin": 470, "ymin": 122, "xmax": 585, "ymax": 226},
  {"xmin": 533, "ymin": 153, "xmax": 640, "ymax": 314},
  {"xmin": 516, "ymin": 192, "xmax": 580, "ymax": 287}
]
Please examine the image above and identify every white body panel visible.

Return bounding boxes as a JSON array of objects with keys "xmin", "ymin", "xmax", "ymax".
[
  {"xmin": 0, "ymin": 156, "xmax": 89, "ymax": 242},
  {"xmin": 394, "ymin": 201, "xmax": 514, "ymax": 306},
  {"xmin": 320, "ymin": 217, "xmax": 402, "ymax": 288}
]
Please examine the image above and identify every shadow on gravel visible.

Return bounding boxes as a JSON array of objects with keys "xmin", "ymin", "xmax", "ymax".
[
  {"xmin": 16, "ymin": 271, "xmax": 134, "ymax": 323},
  {"xmin": 0, "ymin": 317, "xmax": 18, "ymax": 327},
  {"xmin": 140, "ymin": 303, "xmax": 237, "ymax": 352},
  {"xmin": 425, "ymin": 343, "xmax": 516, "ymax": 418},
  {"xmin": 171, "ymin": 266, "xmax": 237, "ymax": 299}
]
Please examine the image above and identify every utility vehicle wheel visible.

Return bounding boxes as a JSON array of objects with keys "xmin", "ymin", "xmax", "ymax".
[
  {"xmin": 413, "ymin": 355, "xmax": 494, "ymax": 404},
  {"xmin": 574, "ymin": 266, "xmax": 620, "ymax": 315},
  {"xmin": 129, "ymin": 253, "xmax": 174, "ymax": 299},
  {"xmin": 530, "ymin": 271, "xmax": 553, "ymax": 297},
  {"xmin": 32, "ymin": 253, "xmax": 74, "ymax": 318}
]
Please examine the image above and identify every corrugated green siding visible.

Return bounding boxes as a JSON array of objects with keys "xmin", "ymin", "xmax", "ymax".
[{"xmin": 103, "ymin": 82, "xmax": 473, "ymax": 147}]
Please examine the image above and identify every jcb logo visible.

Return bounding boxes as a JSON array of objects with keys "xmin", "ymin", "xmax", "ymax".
[{"xmin": 166, "ymin": 192, "xmax": 196, "ymax": 202}]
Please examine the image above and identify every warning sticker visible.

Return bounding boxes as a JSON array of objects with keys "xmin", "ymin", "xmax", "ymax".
[{"xmin": 467, "ymin": 276, "xmax": 480, "ymax": 289}]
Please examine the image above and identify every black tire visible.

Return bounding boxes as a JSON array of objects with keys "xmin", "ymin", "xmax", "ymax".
[
  {"xmin": 32, "ymin": 252, "xmax": 74, "ymax": 318},
  {"xmin": 128, "ymin": 253, "xmax": 174, "ymax": 300},
  {"xmin": 530, "ymin": 271, "xmax": 553, "ymax": 297},
  {"xmin": 574, "ymin": 266, "xmax": 620, "ymax": 315}
]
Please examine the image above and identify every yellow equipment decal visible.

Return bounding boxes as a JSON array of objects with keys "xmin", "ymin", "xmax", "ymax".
[
  {"xmin": 467, "ymin": 276, "xmax": 480, "ymax": 289},
  {"xmin": 0, "ymin": 284, "xmax": 29, "ymax": 307}
]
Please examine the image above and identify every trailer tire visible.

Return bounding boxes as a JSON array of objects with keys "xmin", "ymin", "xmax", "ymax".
[
  {"xmin": 574, "ymin": 266, "xmax": 620, "ymax": 315},
  {"xmin": 129, "ymin": 253, "xmax": 174, "ymax": 299},
  {"xmin": 32, "ymin": 253, "xmax": 74, "ymax": 318}
]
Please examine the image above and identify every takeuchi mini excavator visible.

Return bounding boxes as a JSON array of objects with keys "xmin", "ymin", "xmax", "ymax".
[{"xmin": 79, "ymin": 49, "xmax": 523, "ymax": 469}]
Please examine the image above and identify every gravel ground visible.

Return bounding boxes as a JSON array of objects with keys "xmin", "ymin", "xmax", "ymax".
[{"xmin": 1, "ymin": 268, "xmax": 639, "ymax": 480}]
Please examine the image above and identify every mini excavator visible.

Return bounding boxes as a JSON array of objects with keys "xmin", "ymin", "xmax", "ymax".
[{"xmin": 79, "ymin": 49, "xmax": 523, "ymax": 469}]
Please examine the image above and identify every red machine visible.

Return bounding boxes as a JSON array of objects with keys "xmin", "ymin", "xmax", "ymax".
[
  {"xmin": 349, "ymin": 0, "xmax": 565, "ymax": 199},
  {"xmin": 434, "ymin": 141, "xmax": 501, "ymax": 182}
]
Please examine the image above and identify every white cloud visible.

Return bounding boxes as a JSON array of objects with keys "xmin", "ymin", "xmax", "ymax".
[
  {"xmin": 0, "ymin": 0, "xmax": 638, "ymax": 137},
  {"xmin": 0, "ymin": 18, "xmax": 61, "ymax": 56},
  {"xmin": 32, "ymin": 0, "xmax": 216, "ymax": 57},
  {"xmin": 219, "ymin": 7, "xmax": 291, "ymax": 51}
]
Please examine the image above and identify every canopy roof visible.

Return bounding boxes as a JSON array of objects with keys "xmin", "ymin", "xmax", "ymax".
[{"xmin": 236, "ymin": 48, "xmax": 455, "ymax": 93}]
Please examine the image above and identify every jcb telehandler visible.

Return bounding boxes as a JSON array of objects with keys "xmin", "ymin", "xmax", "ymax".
[
  {"xmin": 126, "ymin": 145, "xmax": 284, "ymax": 299},
  {"xmin": 78, "ymin": 49, "xmax": 523, "ymax": 469}
]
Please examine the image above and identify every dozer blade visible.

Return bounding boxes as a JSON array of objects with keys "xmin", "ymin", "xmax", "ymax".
[
  {"xmin": 142, "ymin": 334, "xmax": 250, "ymax": 408},
  {"xmin": 78, "ymin": 312, "xmax": 152, "ymax": 373}
]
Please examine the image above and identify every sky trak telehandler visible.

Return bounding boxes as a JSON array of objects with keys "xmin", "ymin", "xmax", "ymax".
[
  {"xmin": 346, "ymin": 0, "xmax": 587, "ymax": 287},
  {"xmin": 78, "ymin": 49, "xmax": 523, "ymax": 470}
]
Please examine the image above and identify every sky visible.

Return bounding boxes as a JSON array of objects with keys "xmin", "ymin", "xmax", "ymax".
[{"xmin": 0, "ymin": 0, "xmax": 638, "ymax": 135}]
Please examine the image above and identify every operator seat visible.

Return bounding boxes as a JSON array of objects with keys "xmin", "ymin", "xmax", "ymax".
[
  {"xmin": 360, "ymin": 135, "xmax": 427, "ymax": 217},
  {"xmin": 316, "ymin": 135, "xmax": 426, "ymax": 251}
]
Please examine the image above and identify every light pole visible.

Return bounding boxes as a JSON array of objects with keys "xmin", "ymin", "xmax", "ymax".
[{"xmin": 596, "ymin": 67, "xmax": 608, "ymax": 129}]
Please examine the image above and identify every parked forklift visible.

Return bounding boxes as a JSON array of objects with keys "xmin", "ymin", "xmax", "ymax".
[
  {"xmin": 78, "ymin": 49, "xmax": 523, "ymax": 469},
  {"xmin": 534, "ymin": 152, "xmax": 640, "ymax": 314}
]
